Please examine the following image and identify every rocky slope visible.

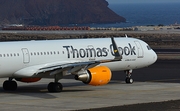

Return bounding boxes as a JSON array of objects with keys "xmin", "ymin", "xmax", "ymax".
[{"xmin": 0, "ymin": 0, "xmax": 126, "ymax": 25}]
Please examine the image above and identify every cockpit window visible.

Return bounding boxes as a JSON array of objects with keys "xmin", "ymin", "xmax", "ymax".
[{"xmin": 147, "ymin": 45, "xmax": 152, "ymax": 50}]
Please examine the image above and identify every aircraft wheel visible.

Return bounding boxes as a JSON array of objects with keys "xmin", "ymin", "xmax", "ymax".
[
  {"xmin": 48, "ymin": 82, "xmax": 63, "ymax": 93},
  {"xmin": 3, "ymin": 80, "xmax": 17, "ymax": 91},
  {"xmin": 125, "ymin": 78, "xmax": 133, "ymax": 84},
  {"xmin": 47, "ymin": 82, "xmax": 54, "ymax": 92}
]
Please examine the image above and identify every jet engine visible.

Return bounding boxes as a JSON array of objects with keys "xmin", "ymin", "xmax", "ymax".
[
  {"xmin": 75, "ymin": 66, "xmax": 112, "ymax": 86},
  {"xmin": 15, "ymin": 78, "xmax": 41, "ymax": 83}
]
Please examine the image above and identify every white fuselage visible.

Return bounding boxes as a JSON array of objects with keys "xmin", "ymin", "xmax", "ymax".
[{"xmin": 0, "ymin": 37, "xmax": 157, "ymax": 78}]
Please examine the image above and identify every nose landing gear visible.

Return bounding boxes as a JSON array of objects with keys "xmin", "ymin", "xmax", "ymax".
[{"xmin": 125, "ymin": 70, "xmax": 133, "ymax": 84}]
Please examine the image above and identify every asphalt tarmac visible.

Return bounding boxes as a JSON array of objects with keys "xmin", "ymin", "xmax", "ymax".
[{"xmin": 0, "ymin": 60, "xmax": 180, "ymax": 111}]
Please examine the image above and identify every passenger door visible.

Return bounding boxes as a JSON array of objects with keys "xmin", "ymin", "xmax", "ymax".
[
  {"xmin": 21, "ymin": 48, "xmax": 30, "ymax": 64},
  {"xmin": 134, "ymin": 41, "xmax": 144, "ymax": 58}
]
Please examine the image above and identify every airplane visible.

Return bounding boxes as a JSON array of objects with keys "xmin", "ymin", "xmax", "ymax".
[{"xmin": 0, "ymin": 37, "xmax": 157, "ymax": 92}]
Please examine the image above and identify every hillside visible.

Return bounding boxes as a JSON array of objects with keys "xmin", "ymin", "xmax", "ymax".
[{"xmin": 0, "ymin": 0, "xmax": 126, "ymax": 26}]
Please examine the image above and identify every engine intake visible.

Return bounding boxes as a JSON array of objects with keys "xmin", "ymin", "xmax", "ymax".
[{"xmin": 75, "ymin": 66, "xmax": 112, "ymax": 86}]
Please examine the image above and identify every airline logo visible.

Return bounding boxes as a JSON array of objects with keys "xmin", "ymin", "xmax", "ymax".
[
  {"xmin": 111, "ymin": 43, "xmax": 136, "ymax": 56},
  {"xmin": 63, "ymin": 43, "xmax": 136, "ymax": 58}
]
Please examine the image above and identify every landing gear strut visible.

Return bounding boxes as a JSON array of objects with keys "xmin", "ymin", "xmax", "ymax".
[
  {"xmin": 3, "ymin": 78, "xmax": 17, "ymax": 91},
  {"xmin": 125, "ymin": 70, "xmax": 133, "ymax": 84},
  {"xmin": 47, "ymin": 74, "xmax": 63, "ymax": 93}
]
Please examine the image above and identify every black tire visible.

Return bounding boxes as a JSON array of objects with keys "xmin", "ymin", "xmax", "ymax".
[
  {"xmin": 53, "ymin": 83, "xmax": 63, "ymax": 92},
  {"xmin": 3, "ymin": 80, "xmax": 9, "ymax": 90},
  {"xmin": 48, "ymin": 82, "xmax": 55, "ymax": 92},
  {"xmin": 10, "ymin": 81, "xmax": 17, "ymax": 91},
  {"xmin": 3, "ymin": 80, "xmax": 17, "ymax": 91},
  {"xmin": 48, "ymin": 82, "xmax": 63, "ymax": 93},
  {"xmin": 125, "ymin": 78, "xmax": 133, "ymax": 84}
]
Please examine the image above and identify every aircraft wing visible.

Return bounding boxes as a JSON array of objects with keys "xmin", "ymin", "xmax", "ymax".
[
  {"xmin": 14, "ymin": 56, "xmax": 121, "ymax": 77},
  {"xmin": 14, "ymin": 38, "xmax": 121, "ymax": 77}
]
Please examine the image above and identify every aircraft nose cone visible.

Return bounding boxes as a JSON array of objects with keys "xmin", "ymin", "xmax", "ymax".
[{"xmin": 152, "ymin": 51, "xmax": 158, "ymax": 63}]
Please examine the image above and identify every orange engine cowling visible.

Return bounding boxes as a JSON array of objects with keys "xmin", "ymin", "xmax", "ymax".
[
  {"xmin": 75, "ymin": 66, "xmax": 112, "ymax": 86},
  {"xmin": 15, "ymin": 78, "xmax": 41, "ymax": 83}
]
